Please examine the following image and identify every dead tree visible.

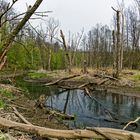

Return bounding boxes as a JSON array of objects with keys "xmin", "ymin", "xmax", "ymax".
[
  {"xmin": 112, "ymin": 30, "xmax": 116, "ymax": 76},
  {"xmin": 117, "ymin": 0, "xmax": 125, "ymax": 70},
  {"xmin": 112, "ymin": 7, "xmax": 121, "ymax": 78},
  {"xmin": 82, "ymin": 60, "xmax": 88, "ymax": 74},
  {"xmin": 69, "ymin": 29, "xmax": 84, "ymax": 67},
  {"xmin": 46, "ymin": 18, "xmax": 59, "ymax": 71},
  {"xmin": 60, "ymin": 30, "xmax": 72, "ymax": 73},
  {"xmin": 0, "ymin": 0, "xmax": 44, "ymax": 70}
]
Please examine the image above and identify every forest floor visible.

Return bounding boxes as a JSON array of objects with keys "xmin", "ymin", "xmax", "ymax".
[
  {"xmin": 0, "ymin": 68, "xmax": 140, "ymax": 139},
  {"xmin": 0, "ymin": 84, "xmax": 67, "ymax": 140}
]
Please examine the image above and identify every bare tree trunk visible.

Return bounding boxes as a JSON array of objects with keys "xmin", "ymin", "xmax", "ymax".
[
  {"xmin": 0, "ymin": 0, "xmax": 43, "ymax": 70},
  {"xmin": 48, "ymin": 48, "xmax": 51, "ymax": 71},
  {"xmin": 82, "ymin": 60, "xmax": 88, "ymax": 74},
  {"xmin": 60, "ymin": 30, "xmax": 71, "ymax": 73},
  {"xmin": 116, "ymin": 10, "xmax": 121, "ymax": 78},
  {"xmin": 112, "ymin": 30, "xmax": 117, "ymax": 77},
  {"xmin": 120, "ymin": 13, "xmax": 124, "ymax": 70},
  {"xmin": 112, "ymin": 7, "xmax": 121, "ymax": 78}
]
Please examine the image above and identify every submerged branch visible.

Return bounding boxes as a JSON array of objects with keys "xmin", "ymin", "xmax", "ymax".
[{"xmin": 123, "ymin": 117, "xmax": 140, "ymax": 130}]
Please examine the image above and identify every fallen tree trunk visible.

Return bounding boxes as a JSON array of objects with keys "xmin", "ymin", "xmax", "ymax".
[
  {"xmin": 45, "ymin": 74, "xmax": 80, "ymax": 86},
  {"xmin": 0, "ymin": 117, "xmax": 140, "ymax": 139}
]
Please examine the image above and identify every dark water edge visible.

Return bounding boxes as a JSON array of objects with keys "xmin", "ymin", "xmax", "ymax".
[
  {"xmin": 45, "ymin": 89, "xmax": 140, "ymax": 131},
  {"xmin": 15, "ymin": 77, "xmax": 140, "ymax": 132}
]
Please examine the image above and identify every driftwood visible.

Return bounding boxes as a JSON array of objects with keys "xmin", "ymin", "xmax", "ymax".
[
  {"xmin": 0, "ymin": 117, "xmax": 140, "ymax": 139},
  {"xmin": 45, "ymin": 74, "xmax": 80, "ymax": 86}
]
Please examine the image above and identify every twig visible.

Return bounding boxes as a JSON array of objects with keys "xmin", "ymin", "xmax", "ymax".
[
  {"xmin": 12, "ymin": 107, "xmax": 32, "ymax": 125},
  {"xmin": 123, "ymin": 117, "xmax": 140, "ymax": 130}
]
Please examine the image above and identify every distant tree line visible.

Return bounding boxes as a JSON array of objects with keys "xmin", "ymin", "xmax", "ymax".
[{"xmin": 0, "ymin": 0, "xmax": 139, "ymax": 73}]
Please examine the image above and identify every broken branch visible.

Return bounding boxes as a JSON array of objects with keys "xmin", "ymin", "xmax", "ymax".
[{"xmin": 123, "ymin": 116, "xmax": 140, "ymax": 130}]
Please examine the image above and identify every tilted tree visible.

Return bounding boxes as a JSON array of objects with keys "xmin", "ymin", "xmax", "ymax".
[{"xmin": 0, "ymin": 0, "xmax": 44, "ymax": 70}]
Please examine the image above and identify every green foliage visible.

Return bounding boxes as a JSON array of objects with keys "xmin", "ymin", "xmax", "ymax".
[
  {"xmin": 0, "ymin": 88, "xmax": 13, "ymax": 99},
  {"xmin": 28, "ymin": 72, "xmax": 48, "ymax": 79},
  {"xmin": 132, "ymin": 74, "xmax": 140, "ymax": 80},
  {"xmin": 0, "ymin": 133, "xmax": 11, "ymax": 140},
  {"xmin": 7, "ymin": 38, "xmax": 40, "ymax": 70},
  {"xmin": 0, "ymin": 99, "xmax": 5, "ymax": 109},
  {"xmin": 51, "ymin": 49, "xmax": 65, "ymax": 70},
  {"xmin": 0, "ymin": 87, "xmax": 14, "ymax": 109}
]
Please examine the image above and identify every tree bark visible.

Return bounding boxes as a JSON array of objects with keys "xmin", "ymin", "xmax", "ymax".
[
  {"xmin": 112, "ymin": 30, "xmax": 117, "ymax": 77},
  {"xmin": 0, "ymin": 0, "xmax": 43, "ymax": 70},
  {"xmin": 48, "ymin": 48, "xmax": 51, "ymax": 70},
  {"xmin": 116, "ymin": 10, "xmax": 121, "ymax": 78},
  {"xmin": 112, "ymin": 8, "xmax": 121, "ymax": 78},
  {"xmin": 120, "ymin": 13, "xmax": 124, "ymax": 70},
  {"xmin": 0, "ymin": 117, "xmax": 140, "ymax": 139},
  {"xmin": 60, "ymin": 30, "xmax": 71, "ymax": 73}
]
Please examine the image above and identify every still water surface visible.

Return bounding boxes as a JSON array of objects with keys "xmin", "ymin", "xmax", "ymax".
[{"xmin": 16, "ymin": 80, "xmax": 140, "ymax": 132}]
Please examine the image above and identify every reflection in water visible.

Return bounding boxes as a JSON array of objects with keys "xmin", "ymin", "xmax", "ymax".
[
  {"xmin": 15, "ymin": 78, "xmax": 140, "ymax": 131},
  {"xmin": 46, "ymin": 90, "xmax": 140, "ymax": 131}
]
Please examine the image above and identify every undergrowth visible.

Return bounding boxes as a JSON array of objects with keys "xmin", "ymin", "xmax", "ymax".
[
  {"xmin": 132, "ymin": 74, "xmax": 140, "ymax": 80},
  {"xmin": 28, "ymin": 72, "xmax": 48, "ymax": 79},
  {"xmin": 0, "ymin": 88, "xmax": 14, "ymax": 108},
  {"xmin": 0, "ymin": 88, "xmax": 13, "ymax": 99},
  {"xmin": 0, "ymin": 99, "xmax": 5, "ymax": 109}
]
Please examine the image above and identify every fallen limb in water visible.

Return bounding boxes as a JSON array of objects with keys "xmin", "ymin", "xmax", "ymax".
[
  {"xmin": 45, "ymin": 74, "xmax": 81, "ymax": 86},
  {"xmin": 0, "ymin": 116, "xmax": 140, "ymax": 139},
  {"xmin": 123, "ymin": 116, "xmax": 140, "ymax": 130},
  {"xmin": 83, "ymin": 87, "xmax": 117, "ymax": 120}
]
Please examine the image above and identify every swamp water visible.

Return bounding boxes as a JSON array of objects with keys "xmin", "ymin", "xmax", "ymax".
[{"xmin": 16, "ymin": 79, "xmax": 140, "ymax": 132}]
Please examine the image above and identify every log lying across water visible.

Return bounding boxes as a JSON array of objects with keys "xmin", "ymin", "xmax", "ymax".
[{"xmin": 0, "ymin": 117, "xmax": 140, "ymax": 140}]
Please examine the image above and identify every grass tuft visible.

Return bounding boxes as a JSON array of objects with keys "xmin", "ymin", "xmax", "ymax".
[
  {"xmin": 28, "ymin": 72, "xmax": 48, "ymax": 79},
  {"xmin": 131, "ymin": 74, "xmax": 140, "ymax": 80}
]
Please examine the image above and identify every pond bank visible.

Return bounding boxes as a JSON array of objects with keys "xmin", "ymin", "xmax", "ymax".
[
  {"xmin": 24, "ymin": 69, "xmax": 140, "ymax": 97},
  {"xmin": 0, "ymin": 84, "xmax": 68, "ymax": 139},
  {"xmin": 1, "ymin": 69, "xmax": 140, "ymax": 139}
]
